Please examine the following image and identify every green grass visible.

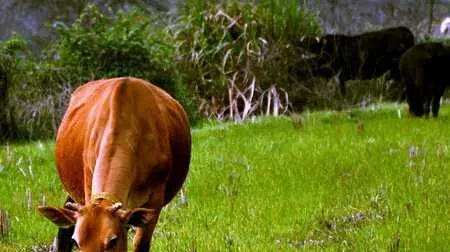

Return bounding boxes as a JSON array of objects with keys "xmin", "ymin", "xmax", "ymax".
[{"xmin": 0, "ymin": 103, "xmax": 449, "ymax": 251}]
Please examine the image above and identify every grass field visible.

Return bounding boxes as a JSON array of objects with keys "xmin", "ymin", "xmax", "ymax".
[{"xmin": 0, "ymin": 103, "xmax": 449, "ymax": 251}]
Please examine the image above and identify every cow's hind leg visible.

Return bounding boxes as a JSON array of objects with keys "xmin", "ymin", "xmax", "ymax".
[
  {"xmin": 53, "ymin": 196, "xmax": 75, "ymax": 252},
  {"xmin": 133, "ymin": 186, "xmax": 164, "ymax": 252},
  {"xmin": 423, "ymin": 99, "xmax": 431, "ymax": 117},
  {"xmin": 431, "ymin": 88, "xmax": 445, "ymax": 117},
  {"xmin": 133, "ymin": 208, "xmax": 161, "ymax": 252},
  {"xmin": 337, "ymin": 73, "xmax": 347, "ymax": 96}
]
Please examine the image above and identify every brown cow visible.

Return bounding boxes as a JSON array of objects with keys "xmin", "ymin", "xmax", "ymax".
[{"xmin": 38, "ymin": 77, "xmax": 191, "ymax": 251}]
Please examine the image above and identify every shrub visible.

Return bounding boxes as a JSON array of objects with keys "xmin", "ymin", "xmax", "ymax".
[
  {"xmin": 0, "ymin": 36, "xmax": 69, "ymax": 140},
  {"xmin": 48, "ymin": 4, "xmax": 196, "ymax": 118},
  {"xmin": 0, "ymin": 35, "xmax": 29, "ymax": 140},
  {"xmin": 50, "ymin": 5, "xmax": 172, "ymax": 88}
]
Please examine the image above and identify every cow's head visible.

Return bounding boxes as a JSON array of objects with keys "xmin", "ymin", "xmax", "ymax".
[
  {"xmin": 300, "ymin": 36, "xmax": 326, "ymax": 54},
  {"xmin": 299, "ymin": 35, "xmax": 336, "ymax": 58},
  {"xmin": 38, "ymin": 200, "xmax": 155, "ymax": 251}
]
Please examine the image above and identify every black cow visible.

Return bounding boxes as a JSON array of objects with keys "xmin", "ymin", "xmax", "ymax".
[
  {"xmin": 399, "ymin": 42, "xmax": 450, "ymax": 117},
  {"xmin": 300, "ymin": 26, "xmax": 415, "ymax": 95}
]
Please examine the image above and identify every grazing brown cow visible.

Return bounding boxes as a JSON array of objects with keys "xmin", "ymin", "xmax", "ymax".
[{"xmin": 38, "ymin": 77, "xmax": 191, "ymax": 251}]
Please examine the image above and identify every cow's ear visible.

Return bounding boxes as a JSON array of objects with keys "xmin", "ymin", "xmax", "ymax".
[
  {"xmin": 119, "ymin": 208, "xmax": 156, "ymax": 228},
  {"xmin": 38, "ymin": 206, "xmax": 76, "ymax": 228}
]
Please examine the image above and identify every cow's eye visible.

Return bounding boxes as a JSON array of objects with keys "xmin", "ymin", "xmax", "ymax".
[{"xmin": 106, "ymin": 236, "xmax": 118, "ymax": 250}]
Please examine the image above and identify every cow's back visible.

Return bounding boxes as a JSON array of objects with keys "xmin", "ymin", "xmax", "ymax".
[
  {"xmin": 399, "ymin": 43, "xmax": 444, "ymax": 78},
  {"xmin": 55, "ymin": 79, "xmax": 111, "ymax": 204},
  {"xmin": 357, "ymin": 27, "xmax": 415, "ymax": 78},
  {"xmin": 55, "ymin": 77, "xmax": 191, "ymax": 206}
]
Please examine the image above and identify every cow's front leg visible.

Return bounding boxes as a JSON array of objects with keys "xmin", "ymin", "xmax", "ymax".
[
  {"xmin": 431, "ymin": 89, "xmax": 445, "ymax": 117},
  {"xmin": 423, "ymin": 99, "xmax": 431, "ymax": 117},
  {"xmin": 54, "ymin": 196, "xmax": 76, "ymax": 252},
  {"xmin": 133, "ymin": 187, "xmax": 164, "ymax": 252},
  {"xmin": 421, "ymin": 82, "xmax": 433, "ymax": 117},
  {"xmin": 337, "ymin": 72, "xmax": 347, "ymax": 96}
]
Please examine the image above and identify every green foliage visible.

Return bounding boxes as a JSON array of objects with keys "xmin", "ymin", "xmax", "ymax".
[
  {"xmin": 1, "ymin": 105, "xmax": 449, "ymax": 250},
  {"xmin": 0, "ymin": 35, "xmax": 27, "ymax": 57},
  {"xmin": 0, "ymin": 35, "xmax": 73, "ymax": 140},
  {"xmin": 0, "ymin": 35, "xmax": 32, "ymax": 140},
  {"xmin": 50, "ymin": 5, "xmax": 174, "ymax": 90},
  {"xmin": 48, "ymin": 4, "xmax": 198, "ymax": 124},
  {"xmin": 257, "ymin": 0, "xmax": 321, "ymax": 41},
  {"xmin": 0, "ymin": 35, "xmax": 29, "ymax": 101}
]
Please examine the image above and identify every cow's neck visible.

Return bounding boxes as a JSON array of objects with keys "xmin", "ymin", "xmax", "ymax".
[
  {"xmin": 90, "ymin": 140, "xmax": 135, "ymax": 206},
  {"xmin": 87, "ymin": 101, "xmax": 141, "ymax": 207},
  {"xmin": 91, "ymin": 192, "xmax": 122, "ymax": 204}
]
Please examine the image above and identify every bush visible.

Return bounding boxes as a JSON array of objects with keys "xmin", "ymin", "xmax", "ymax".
[
  {"xmin": 48, "ymin": 4, "xmax": 197, "ymax": 120},
  {"xmin": 0, "ymin": 35, "xmax": 69, "ymax": 140},
  {"xmin": 0, "ymin": 35, "xmax": 30, "ymax": 140},
  {"xmin": 50, "ymin": 5, "xmax": 175, "ymax": 89}
]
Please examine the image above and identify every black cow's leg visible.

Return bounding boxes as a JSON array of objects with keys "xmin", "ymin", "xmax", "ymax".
[
  {"xmin": 54, "ymin": 196, "xmax": 75, "ymax": 252},
  {"xmin": 409, "ymin": 69, "xmax": 426, "ymax": 117},
  {"xmin": 133, "ymin": 186, "xmax": 165, "ymax": 251},
  {"xmin": 422, "ymin": 77, "xmax": 433, "ymax": 118},
  {"xmin": 431, "ymin": 88, "xmax": 445, "ymax": 117},
  {"xmin": 431, "ymin": 97, "xmax": 441, "ymax": 117},
  {"xmin": 423, "ymin": 99, "xmax": 431, "ymax": 117},
  {"xmin": 338, "ymin": 73, "xmax": 346, "ymax": 96}
]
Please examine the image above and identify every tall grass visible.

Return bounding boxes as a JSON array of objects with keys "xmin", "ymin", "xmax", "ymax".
[
  {"xmin": 0, "ymin": 104, "xmax": 449, "ymax": 251},
  {"xmin": 174, "ymin": 0, "xmax": 321, "ymax": 115},
  {"xmin": 0, "ymin": 141, "xmax": 63, "ymax": 251}
]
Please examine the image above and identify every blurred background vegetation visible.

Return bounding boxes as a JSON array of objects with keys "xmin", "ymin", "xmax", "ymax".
[{"xmin": 1, "ymin": 0, "xmax": 450, "ymax": 140}]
